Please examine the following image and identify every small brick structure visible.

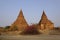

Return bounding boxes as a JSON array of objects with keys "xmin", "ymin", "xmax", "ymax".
[
  {"xmin": 9, "ymin": 9, "xmax": 28, "ymax": 31},
  {"xmin": 38, "ymin": 11, "xmax": 54, "ymax": 30}
]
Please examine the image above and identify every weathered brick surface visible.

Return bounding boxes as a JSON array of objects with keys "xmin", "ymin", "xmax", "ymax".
[
  {"xmin": 10, "ymin": 10, "xmax": 28, "ymax": 31},
  {"xmin": 38, "ymin": 11, "xmax": 54, "ymax": 30}
]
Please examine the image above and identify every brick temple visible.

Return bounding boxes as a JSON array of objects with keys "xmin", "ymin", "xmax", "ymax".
[
  {"xmin": 9, "ymin": 10, "xmax": 54, "ymax": 31},
  {"xmin": 9, "ymin": 9, "xmax": 28, "ymax": 31},
  {"xmin": 38, "ymin": 11, "xmax": 54, "ymax": 30}
]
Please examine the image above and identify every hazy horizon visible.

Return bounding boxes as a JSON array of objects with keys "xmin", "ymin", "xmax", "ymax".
[{"xmin": 0, "ymin": 0, "xmax": 60, "ymax": 27}]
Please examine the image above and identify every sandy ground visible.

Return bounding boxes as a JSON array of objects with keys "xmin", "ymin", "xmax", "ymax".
[{"xmin": 0, "ymin": 35, "xmax": 60, "ymax": 40}]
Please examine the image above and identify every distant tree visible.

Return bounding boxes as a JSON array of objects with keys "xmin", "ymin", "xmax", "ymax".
[
  {"xmin": 5, "ymin": 26, "xmax": 10, "ymax": 29},
  {"xmin": 2, "ymin": 26, "xmax": 11, "ymax": 32}
]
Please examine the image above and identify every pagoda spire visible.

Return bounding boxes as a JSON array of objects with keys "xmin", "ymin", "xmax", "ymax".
[
  {"xmin": 18, "ymin": 9, "xmax": 24, "ymax": 18},
  {"xmin": 39, "ymin": 10, "xmax": 48, "ymax": 24},
  {"xmin": 41, "ymin": 10, "xmax": 48, "ymax": 20}
]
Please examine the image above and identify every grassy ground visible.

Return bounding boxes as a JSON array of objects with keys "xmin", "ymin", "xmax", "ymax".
[{"xmin": 0, "ymin": 35, "xmax": 60, "ymax": 40}]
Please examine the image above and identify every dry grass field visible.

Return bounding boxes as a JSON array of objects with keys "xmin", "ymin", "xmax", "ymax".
[{"xmin": 0, "ymin": 35, "xmax": 60, "ymax": 40}]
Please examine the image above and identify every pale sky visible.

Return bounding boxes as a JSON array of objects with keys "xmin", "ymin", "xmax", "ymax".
[{"xmin": 0, "ymin": 0, "xmax": 60, "ymax": 27}]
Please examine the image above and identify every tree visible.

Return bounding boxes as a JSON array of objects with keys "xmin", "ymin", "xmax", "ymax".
[{"xmin": 5, "ymin": 26, "xmax": 10, "ymax": 29}]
